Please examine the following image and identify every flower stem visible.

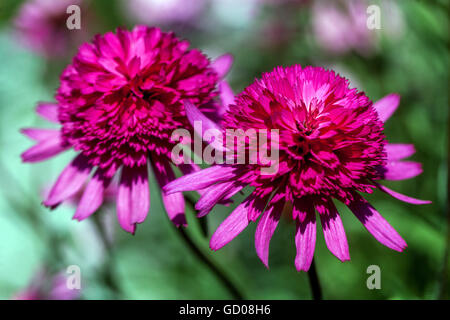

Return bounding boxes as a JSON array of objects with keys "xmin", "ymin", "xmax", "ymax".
[
  {"xmin": 93, "ymin": 214, "xmax": 121, "ymax": 299},
  {"xmin": 184, "ymin": 195, "xmax": 208, "ymax": 237},
  {"xmin": 307, "ymin": 259, "xmax": 322, "ymax": 300},
  {"xmin": 176, "ymin": 226, "xmax": 244, "ymax": 299}
]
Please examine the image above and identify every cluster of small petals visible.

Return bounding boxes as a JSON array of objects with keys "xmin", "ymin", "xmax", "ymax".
[
  {"xmin": 223, "ymin": 65, "xmax": 386, "ymax": 201},
  {"xmin": 57, "ymin": 25, "xmax": 219, "ymax": 175}
]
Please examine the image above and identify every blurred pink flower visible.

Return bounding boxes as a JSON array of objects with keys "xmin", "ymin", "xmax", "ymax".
[
  {"xmin": 13, "ymin": 268, "xmax": 80, "ymax": 300},
  {"xmin": 312, "ymin": 0, "xmax": 376, "ymax": 55},
  {"xmin": 14, "ymin": 0, "xmax": 86, "ymax": 57},
  {"xmin": 164, "ymin": 65, "xmax": 430, "ymax": 271},
  {"xmin": 21, "ymin": 26, "xmax": 233, "ymax": 234},
  {"xmin": 122, "ymin": 0, "xmax": 207, "ymax": 26}
]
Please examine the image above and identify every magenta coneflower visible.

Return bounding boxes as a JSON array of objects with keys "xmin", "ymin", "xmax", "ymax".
[
  {"xmin": 21, "ymin": 25, "xmax": 233, "ymax": 233},
  {"xmin": 164, "ymin": 65, "xmax": 430, "ymax": 271}
]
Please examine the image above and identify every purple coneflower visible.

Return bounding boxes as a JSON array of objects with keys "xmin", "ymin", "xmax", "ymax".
[
  {"xmin": 21, "ymin": 26, "xmax": 233, "ymax": 233},
  {"xmin": 164, "ymin": 65, "xmax": 430, "ymax": 271},
  {"xmin": 13, "ymin": 268, "xmax": 80, "ymax": 300}
]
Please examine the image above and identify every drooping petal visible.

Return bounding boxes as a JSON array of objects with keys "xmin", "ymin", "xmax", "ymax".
[
  {"xmin": 150, "ymin": 155, "xmax": 186, "ymax": 226},
  {"xmin": 195, "ymin": 181, "xmax": 235, "ymax": 217},
  {"xmin": 294, "ymin": 201, "xmax": 317, "ymax": 272},
  {"xmin": 385, "ymin": 143, "xmax": 415, "ymax": 161},
  {"xmin": 21, "ymin": 128, "xmax": 59, "ymax": 142},
  {"xmin": 374, "ymin": 182, "xmax": 431, "ymax": 205},
  {"xmin": 73, "ymin": 169, "xmax": 112, "ymax": 221},
  {"xmin": 255, "ymin": 199, "xmax": 285, "ymax": 268},
  {"xmin": 36, "ymin": 102, "xmax": 59, "ymax": 123},
  {"xmin": 316, "ymin": 198, "xmax": 350, "ymax": 262},
  {"xmin": 43, "ymin": 154, "xmax": 92, "ymax": 207},
  {"xmin": 381, "ymin": 161, "xmax": 422, "ymax": 180},
  {"xmin": 373, "ymin": 93, "xmax": 400, "ymax": 122},
  {"xmin": 117, "ymin": 163, "xmax": 150, "ymax": 234},
  {"xmin": 21, "ymin": 135, "xmax": 68, "ymax": 163},
  {"xmin": 210, "ymin": 198, "xmax": 251, "ymax": 251},
  {"xmin": 163, "ymin": 165, "xmax": 237, "ymax": 194},
  {"xmin": 211, "ymin": 53, "xmax": 233, "ymax": 78},
  {"xmin": 347, "ymin": 192, "xmax": 407, "ymax": 252}
]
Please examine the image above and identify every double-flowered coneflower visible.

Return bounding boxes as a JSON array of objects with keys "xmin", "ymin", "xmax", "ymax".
[
  {"xmin": 164, "ymin": 65, "xmax": 430, "ymax": 271},
  {"xmin": 21, "ymin": 25, "xmax": 233, "ymax": 233}
]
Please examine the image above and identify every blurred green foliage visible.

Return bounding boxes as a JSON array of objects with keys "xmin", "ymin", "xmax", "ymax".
[{"xmin": 0, "ymin": 0, "xmax": 448, "ymax": 299}]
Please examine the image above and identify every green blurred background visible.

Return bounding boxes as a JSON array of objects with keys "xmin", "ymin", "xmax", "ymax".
[{"xmin": 0, "ymin": 0, "xmax": 448, "ymax": 299}]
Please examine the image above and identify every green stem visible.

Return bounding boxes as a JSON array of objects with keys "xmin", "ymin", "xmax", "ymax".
[
  {"xmin": 176, "ymin": 227, "xmax": 244, "ymax": 299},
  {"xmin": 307, "ymin": 259, "xmax": 322, "ymax": 300}
]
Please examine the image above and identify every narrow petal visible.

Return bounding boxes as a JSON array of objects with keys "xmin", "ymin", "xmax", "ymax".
[
  {"xmin": 117, "ymin": 163, "xmax": 149, "ymax": 234},
  {"xmin": 195, "ymin": 181, "xmax": 234, "ymax": 217},
  {"xmin": 43, "ymin": 154, "xmax": 92, "ymax": 207},
  {"xmin": 385, "ymin": 143, "xmax": 415, "ymax": 161},
  {"xmin": 255, "ymin": 199, "xmax": 285, "ymax": 268},
  {"xmin": 373, "ymin": 93, "xmax": 400, "ymax": 122},
  {"xmin": 316, "ymin": 198, "xmax": 350, "ymax": 262},
  {"xmin": 184, "ymin": 100, "xmax": 226, "ymax": 151},
  {"xmin": 294, "ymin": 202, "xmax": 317, "ymax": 271},
  {"xmin": 150, "ymin": 155, "xmax": 186, "ymax": 226},
  {"xmin": 211, "ymin": 53, "xmax": 233, "ymax": 78},
  {"xmin": 36, "ymin": 102, "xmax": 59, "ymax": 123},
  {"xmin": 210, "ymin": 198, "xmax": 251, "ymax": 251},
  {"xmin": 381, "ymin": 161, "xmax": 422, "ymax": 180},
  {"xmin": 73, "ymin": 169, "xmax": 111, "ymax": 221},
  {"xmin": 163, "ymin": 165, "xmax": 237, "ymax": 194},
  {"xmin": 21, "ymin": 135, "xmax": 68, "ymax": 163},
  {"xmin": 374, "ymin": 182, "xmax": 431, "ymax": 205},
  {"xmin": 347, "ymin": 192, "xmax": 407, "ymax": 252},
  {"xmin": 21, "ymin": 128, "xmax": 59, "ymax": 142},
  {"xmin": 185, "ymin": 100, "xmax": 222, "ymax": 133},
  {"xmin": 219, "ymin": 81, "xmax": 234, "ymax": 112}
]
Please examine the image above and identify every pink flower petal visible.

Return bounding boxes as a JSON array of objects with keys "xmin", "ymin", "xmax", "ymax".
[
  {"xmin": 381, "ymin": 161, "xmax": 422, "ymax": 180},
  {"xmin": 163, "ymin": 165, "xmax": 237, "ymax": 194},
  {"xmin": 150, "ymin": 155, "xmax": 186, "ymax": 227},
  {"xmin": 43, "ymin": 154, "xmax": 92, "ymax": 207},
  {"xmin": 385, "ymin": 143, "xmax": 415, "ymax": 161},
  {"xmin": 219, "ymin": 81, "xmax": 234, "ymax": 113},
  {"xmin": 211, "ymin": 53, "xmax": 233, "ymax": 78},
  {"xmin": 374, "ymin": 182, "xmax": 431, "ymax": 205},
  {"xmin": 21, "ymin": 128, "xmax": 59, "ymax": 142},
  {"xmin": 195, "ymin": 181, "xmax": 235, "ymax": 217},
  {"xmin": 316, "ymin": 198, "xmax": 350, "ymax": 262},
  {"xmin": 255, "ymin": 199, "xmax": 285, "ymax": 268},
  {"xmin": 210, "ymin": 198, "xmax": 251, "ymax": 251},
  {"xmin": 294, "ymin": 203, "xmax": 317, "ymax": 271},
  {"xmin": 117, "ymin": 163, "xmax": 150, "ymax": 234},
  {"xmin": 373, "ymin": 93, "xmax": 400, "ymax": 122},
  {"xmin": 73, "ymin": 169, "xmax": 111, "ymax": 221},
  {"xmin": 347, "ymin": 193, "xmax": 407, "ymax": 251},
  {"xmin": 184, "ymin": 100, "xmax": 226, "ymax": 152},
  {"xmin": 21, "ymin": 135, "xmax": 68, "ymax": 163},
  {"xmin": 36, "ymin": 102, "xmax": 59, "ymax": 123}
]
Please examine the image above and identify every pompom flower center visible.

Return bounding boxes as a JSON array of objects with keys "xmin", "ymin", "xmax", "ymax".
[
  {"xmin": 56, "ymin": 26, "xmax": 219, "ymax": 175},
  {"xmin": 223, "ymin": 65, "xmax": 387, "ymax": 199}
]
